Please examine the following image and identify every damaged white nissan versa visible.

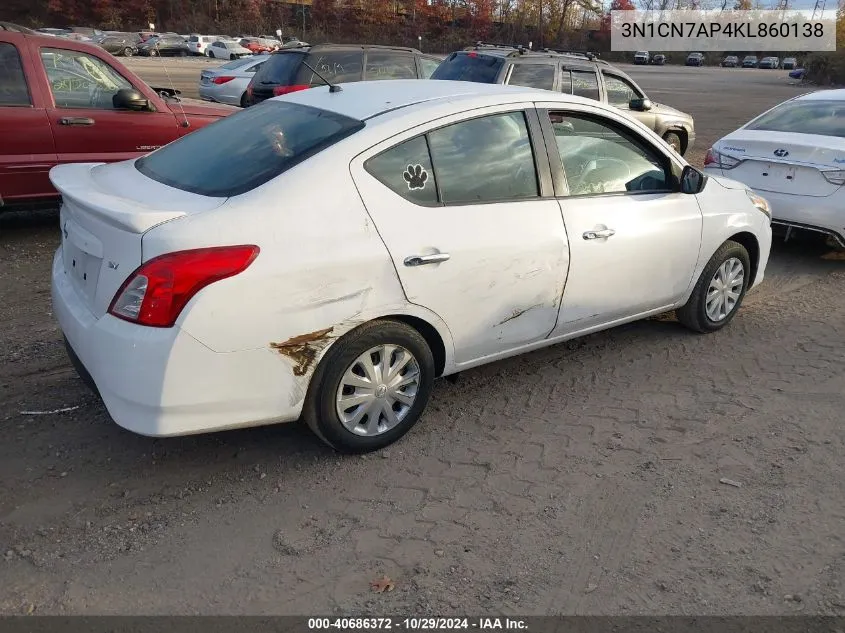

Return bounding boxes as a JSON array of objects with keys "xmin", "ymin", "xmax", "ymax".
[{"xmin": 51, "ymin": 80, "xmax": 773, "ymax": 452}]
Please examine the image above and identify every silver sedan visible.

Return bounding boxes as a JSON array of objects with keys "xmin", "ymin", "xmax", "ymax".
[{"xmin": 198, "ymin": 56, "xmax": 267, "ymax": 107}]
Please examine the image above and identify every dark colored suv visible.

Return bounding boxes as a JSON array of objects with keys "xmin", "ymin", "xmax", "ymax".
[
  {"xmin": 246, "ymin": 44, "xmax": 442, "ymax": 106},
  {"xmin": 430, "ymin": 44, "xmax": 695, "ymax": 155}
]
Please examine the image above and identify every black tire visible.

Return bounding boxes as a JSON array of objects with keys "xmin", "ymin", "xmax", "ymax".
[
  {"xmin": 207, "ymin": 50, "xmax": 214, "ymax": 58},
  {"xmin": 123, "ymin": 47, "xmax": 134, "ymax": 57},
  {"xmin": 676, "ymin": 240, "xmax": 751, "ymax": 333},
  {"xmin": 301, "ymin": 319, "xmax": 435, "ymax": 454},
  {"xmin": 663, "ymin": 131, "xmax": 683, "ymax": 154},
  {"xmin": 239, "ymin": 92, "xmax": 248, "ymax": 108},
  {"xmin": 230, "ymin": 53, "xmax": 237, "ymax": 60},
  {"xmin": 149, "ymin": 48, "xmax": 158, "ymax": 57}
]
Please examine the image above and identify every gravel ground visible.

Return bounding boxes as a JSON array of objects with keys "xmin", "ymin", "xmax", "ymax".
[{"xmin": 1, "ymin": 63, "xmax": 843, "ymax": 616}]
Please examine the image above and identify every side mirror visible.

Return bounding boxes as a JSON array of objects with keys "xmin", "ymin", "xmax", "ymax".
[
  {"xmin": 629, "ymin": 97, "xmax": 652, "ymax": 111},
  {"xmin": 680, "ymin": 165, "xmax": 706, "ymax": 194},
  {"xmin": 113, "ymin": 88, "xmax": 150, "ymax": 111}
]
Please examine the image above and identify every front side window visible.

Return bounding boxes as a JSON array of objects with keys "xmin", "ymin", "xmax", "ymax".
[
  {"xmin": 365, "ymin": 51, "xmax": 416, "ymax": 80},
  {"xmin": 507, "ymin": 63, "xmax": 555, "ymax": 90},
  {"xmin": 419, "ymin": 57, "xmax": 440, "ymax": 79},
  {"xmin": 297, "ymin": 50, "xmax": 363, "ymax": 85},
  {"xmin": 40, "ymin": 48, "xmax": 131, "ymax": 109},
  {"xmin": 602, "ymin": 73, "xmax": 642, "ymax": 107},
  {"xmin": 0, "ymin": 43, "xmax": 31, "ymax": 106},
  {"xmin": 427, "ymin": 112, "xmax": 538, "ymax": 204},
  {"xmin": 136, "ymin": 101, "xmax": 365, "ymax": 197},
  {"xmin": 549, "ymin": 112, "xmax": 669, "ymax": 196},
  {"xmin": 365, "ymin": 136, "xmax": 437, "ymax": 206},
  {"xmin": 570, "ymin": 70, "xmax": 599, "ymax": 101}
]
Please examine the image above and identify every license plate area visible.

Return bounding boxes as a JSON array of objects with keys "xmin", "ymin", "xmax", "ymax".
[
  {"xmin": 61, "ymin": 219, "xmax": 102, "ymax": 302},
  {"xmin": 761, "ymin": 163, "xmax": 797, "ymax": 182}
]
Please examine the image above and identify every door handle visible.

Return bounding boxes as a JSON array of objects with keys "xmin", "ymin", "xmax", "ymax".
[
  {"xmin": 583, "ymin": 229, "xmax": 616, "ymax": 240},
  {"xmin": 59, "ymin": 117, "xmax": 95, "ymax": 126},
  {"xmin": 403, "ymin": 253, "xmax": 451, "ymax": 267}
]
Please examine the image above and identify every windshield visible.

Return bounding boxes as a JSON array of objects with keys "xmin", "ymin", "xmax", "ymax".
[
  {"xmin": 136, "ymin": 101, "xmax": 365, "ymax": 197},
  {"xmin": 746, "ymin": 100, "xmax": 845, "ymax": 138},
  {"xmin": 431, "ymin": 52, "xmax": 504, "ymax": 83}
]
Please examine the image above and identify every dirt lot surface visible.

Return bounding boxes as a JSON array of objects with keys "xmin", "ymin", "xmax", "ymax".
[{"xmin": 2, "ymin": 63, "xmax": 844, "ymax": 616}]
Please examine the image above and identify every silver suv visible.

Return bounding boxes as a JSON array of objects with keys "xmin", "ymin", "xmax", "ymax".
[{"xmin": 431, "ymin": 44, "xmax": 696, "ymax": 155}]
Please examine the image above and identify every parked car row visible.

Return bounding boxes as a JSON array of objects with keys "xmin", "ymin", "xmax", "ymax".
[{"xmin": 719, "ymin": 54, "xmax": 799, "ymax": 69}]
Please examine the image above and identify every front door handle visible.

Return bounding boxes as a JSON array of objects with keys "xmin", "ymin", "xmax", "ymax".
[
  {"xmin": 583, "ymin": 229, "xmax": 616, "ymax": 240},
  {"xmin": 59, "ymin": 117, "xmax": 95, "ymax": 126},
  {"xmin": 404, "ymin": 253, "xmax": 451, "ymax": 267}
]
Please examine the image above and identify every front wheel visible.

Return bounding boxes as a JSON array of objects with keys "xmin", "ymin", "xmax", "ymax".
[
  {"xmin": 123, "ymin": 47, "xmax": 134, "ymax": 57},
  {"xmin": 149, "ymin": 49, "xmax": 158, "ymax": 57},
  {"xmin": 207, "ymin": 50, "xmax": 214, "ymax": 58},
  {"xmin": 676, "ymin": 240, "xmax": 751, "ymax": 333},
  {"xmin": 301, "ymin": 320, "xmax": 435, "ymax": 453},
  {"xmin": 230, "ymin": 53, "xmax": 237, "ymax": 60}
]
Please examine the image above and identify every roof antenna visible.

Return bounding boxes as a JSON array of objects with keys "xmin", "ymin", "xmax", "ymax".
[{"xmin": 300, "ymin": 60, "xmax": 342, "ymax": 92}]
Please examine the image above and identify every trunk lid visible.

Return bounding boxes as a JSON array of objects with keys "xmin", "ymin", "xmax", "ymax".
[
  {"xmin": 715, "ymin": 130, "xmax": 845, "ymax": 197},
  {"xmin": 50, "ymin": 161, "xmax": 226, "ymax": 317}
]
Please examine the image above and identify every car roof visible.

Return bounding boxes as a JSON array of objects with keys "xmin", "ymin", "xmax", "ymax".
[
  {"xmin": 795, "ymin": 89, "xmax": 845, "ymax": 102},
  {"xmin": 274, "ymin": 78, "xmax": 598, "ymax": 121}
]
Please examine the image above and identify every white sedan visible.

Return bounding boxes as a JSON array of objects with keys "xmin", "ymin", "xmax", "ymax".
[
  {"xmin": 704, "ymin": 89, "xmax": 845, "ymax": 248},
  {"xmin": 50, "ymin": 80, "xmax": 773, "ymax": 452}
]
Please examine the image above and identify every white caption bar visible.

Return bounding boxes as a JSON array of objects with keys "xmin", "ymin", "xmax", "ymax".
[{"xmin": 611, "ymin": 10, "xmax": 836, "ymax": 52}]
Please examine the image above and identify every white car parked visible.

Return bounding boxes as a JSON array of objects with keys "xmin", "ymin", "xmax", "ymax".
[
  {"xmin": 50, "ymin": 80, "xmax": 773, "ymax": 452},
  {"xmin": 187, "ymin": 34, "xmax": 222, "ymax": 56},
  {"xmin": 704, "ymin": 89, "xmax": 845, "ymax": 247},
  {"xmin": 206, "ymin": 39, "xmax": 252, "ymax": 59}
]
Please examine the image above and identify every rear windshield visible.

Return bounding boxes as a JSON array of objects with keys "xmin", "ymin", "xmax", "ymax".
[
  {"xmin": 297, "ymin": 50, "xmax": 364, "ymax": 85},
  {"xmin": 745, "ymin": 100, "xmax": 845, "ymax": 138},
  {"xmin": 430, "ymin": 52, "xmax": 504, "ymax": 83},
  {"xmin": 135, "ymin": 101, "xmax": 365, "ymax": 197},
  {"xmin": 252, "ymin": 51, "xmax": 306, "ymax": 84},
  {"xmin": 219, "ymin": 57, "xmax": 255, "ymax": 70}
]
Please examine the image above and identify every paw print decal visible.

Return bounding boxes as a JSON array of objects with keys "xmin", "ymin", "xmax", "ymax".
[{"xmin": 403, "ymin": 164, "xmax": 428, "ymax": 190}]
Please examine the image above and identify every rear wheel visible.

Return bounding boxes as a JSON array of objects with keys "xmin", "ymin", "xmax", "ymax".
[
  {"xmin": 301, "ymin": 320, "xmax": 435, "ymax": 453},
  {"xmin": 239, "ymin": 92, "xmax": 248, "ymax": 108},
  {"xmin": 207, "ymin": 50, "xmax": 215, "ymax": 58},
  {"xmin": 663, "ymin": 131, "xmax": 683, "ymax": 154},
  {"xmin": 676, "ymin": 240, "xmax": 751, "ymax": 333},
  {"xmin": 230, "ymin": 53, "xmax": 237, "ymax": 60}
]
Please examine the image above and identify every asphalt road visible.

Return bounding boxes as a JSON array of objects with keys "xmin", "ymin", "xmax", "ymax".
[{"xmin": 2, "ymin": 62, "xmax": 843, "ymax": 616}]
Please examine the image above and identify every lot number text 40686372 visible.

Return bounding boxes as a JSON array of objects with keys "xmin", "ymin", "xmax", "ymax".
[{"xmin": 307, "ymin": 618, "xmax": 529, "ymax": 630}]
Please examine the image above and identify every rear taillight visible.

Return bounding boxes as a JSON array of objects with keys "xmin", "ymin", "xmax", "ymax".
[
  {"xmin": 704, "ymin": 147, "xmax": 741, "ymax": 170},
  {"xmin": 212, "ymin": 76, "xmax": 236, "ymax": 85},
  {"xmin": 273, "ymin": 84, "xmax": 310, "ymax": 96},
  {"xmin": 108, "ymin": 246, "xmax": 259, "ymax": 328}
]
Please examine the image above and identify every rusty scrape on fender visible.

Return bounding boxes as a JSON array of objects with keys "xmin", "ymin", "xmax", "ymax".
[{"xmin": 270, "ymin": 327, "xmax": 335, "ymax": 376}]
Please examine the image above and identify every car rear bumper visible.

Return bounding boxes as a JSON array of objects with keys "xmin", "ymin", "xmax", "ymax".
[{"xmin": 52, "ymin": 249, "xmax": 304, "ymax": 437}]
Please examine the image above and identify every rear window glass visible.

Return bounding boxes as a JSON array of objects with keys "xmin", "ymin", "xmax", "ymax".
[
  {"xmin": 365, "ymin": 51, "xmax": 416, "ymax": 80},
  {"xmin": 745, "ymin": 100, "xmax": 845, "ymax": 138},
  {"xmin": 507, "ymin": 63, "xmax": 555, "ymax": 90},
  {"xmin": 219, "ymin": 57, "xmax": 255, "ymax": 70},
  {"xmin": 430, "ymin": 53, "xmax": 504, "ymax": 83},
  {"xmin": 252, "ymin": 52, "xmax": 305, "ymax": 84},
  {"xmin": 297, "ymin": 50, "xmax": 364, "ymax": 85},
  {"xmin": 135, "ymin": 101, "xmax": 365, "ymax": 197}
]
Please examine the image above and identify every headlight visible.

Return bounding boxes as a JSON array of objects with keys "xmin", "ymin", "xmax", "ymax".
[{"xmin": 746, "ymin": 190, "xmax": 771, "ymax": 220}]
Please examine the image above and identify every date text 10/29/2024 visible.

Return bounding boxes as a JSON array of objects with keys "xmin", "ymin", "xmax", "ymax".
[{"xmin": 308, "ymin": 618, "xmax": 528, "ymax": 631}]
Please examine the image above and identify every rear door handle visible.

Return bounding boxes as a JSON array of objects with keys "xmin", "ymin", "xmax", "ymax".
[
  {"xmin": 583, "ymin": 229, "xmax": 616, "ymax": 240},
  {"xmin": 59, "ymin": 117, "xmax": 95, "ymax": 126},
  {"xmin": 404, "ymin": 253, "xmax": 451, "ymax": 267}
]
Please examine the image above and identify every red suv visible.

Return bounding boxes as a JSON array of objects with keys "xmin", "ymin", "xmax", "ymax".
[{"xmin": 0, "ymin": 23, "xmax": 235, "ymax": 210}]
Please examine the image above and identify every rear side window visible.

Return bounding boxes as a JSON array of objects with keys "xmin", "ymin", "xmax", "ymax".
[
  {"xmin": 365, "ymin": 136, "xmax": 437, "ymax": 206},
  {"xmin": 430, "ymin": 52, "xmax": 504, "ymax": 83},
  {"xmin": 419, "ymin": 57, "xmax": 440, "ymax": 79},
  {"xmin": 136, "ymin": 101, "xmax": 365, "ymax": 197},
  {"xmin": 365, "ymin": 51, "xmax": 416, "ymax": 80},
  {"xmin": 0, "ymin": 43, "xmax": 31, "ymax": 106},
  {"xmin": 571, "ymin": 70, "xmax": 599, "ymax": 100},
  {"xmin": 297, "ymin": 50, "xmax": 363, "ymax": 85},
  {"xmin": 252, "ymin": 52, "xmax": 305, "ymax": 84},
  {"xmin": 427, "ymin": 112, "xmax": 538, "ymax": 204},
  {"xmin": 507, "ymin": 64, "xmax": 555, "ymax": 90}
]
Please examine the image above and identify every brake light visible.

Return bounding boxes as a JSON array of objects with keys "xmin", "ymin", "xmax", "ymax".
[
  {"xmin": 108, "ymin": 246, "xmax": 259, "ymax": 328},
  {"xmin": 704, "ymin": 147, "xmax": 741, "ymax": 170},
  {"xmin": 212, "ymin": 76, "xmax": 236, "ymax": 85},
  {"xmin": 272, "ymin": 84, "xmax": 310, "ymax": 96}
]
